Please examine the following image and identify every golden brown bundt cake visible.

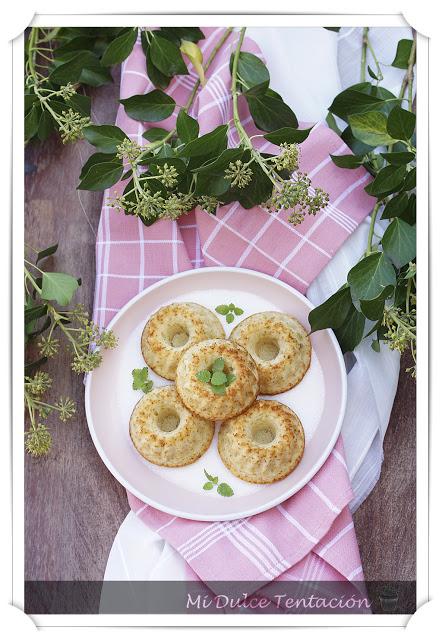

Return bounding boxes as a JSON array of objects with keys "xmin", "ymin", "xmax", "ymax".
[
  {"xmin": 141, "ymin": 302, "xmax": 225, "ymax": 381},
  {"xmin": 175, "ymin": 339, "xmax": 259, "ymax": 421},
  {"xmin": 230, "ymin": 311, "xmax": 311, "ymax": 394},
  {"xmin": 218, "ymin": 399, "xmax": 305, "ymax": 483},
  {"xmin": 129, "ymin": 386, "xmax": 215, "ymax": 467}
]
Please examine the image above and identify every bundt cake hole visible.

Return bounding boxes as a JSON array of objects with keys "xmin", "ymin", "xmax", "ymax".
[
  {"xmin": 157, "ymin": 409, "xmax": 180, "ymax": 433},
  {"xmin": 255, "ymin": 338, "xmax": 280, "ymax": 362},
  {"xmin": 166, "ymin": 324, "xmax": 190, "ymax": 348},
  {"xmin": 251, "ymin": 421, "xmax": 276, "ymax": 445}
]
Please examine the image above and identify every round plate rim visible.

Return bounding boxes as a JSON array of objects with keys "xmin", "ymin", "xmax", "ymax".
[{"xmin": 85, "ymin": 267, "xmax": 347, "ymax": 521}]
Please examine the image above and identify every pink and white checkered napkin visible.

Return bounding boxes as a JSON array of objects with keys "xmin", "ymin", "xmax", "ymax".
[{"xmin": 93, "ymin": 28, "xmax": 375, "ymax": 589}]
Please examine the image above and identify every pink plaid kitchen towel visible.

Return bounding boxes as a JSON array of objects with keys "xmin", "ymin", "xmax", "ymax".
[{"xmin": 92, "ymin": 28, "xmax": 375, "ymax": 590}]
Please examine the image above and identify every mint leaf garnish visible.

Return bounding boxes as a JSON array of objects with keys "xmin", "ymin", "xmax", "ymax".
[
  {"xmin": 203, "ymin": 482, "xmax": 214, "ymax": 490},
  {"xmin": 225, "ymin": 373, "xmax": 236, "ymax": 386},
  {"xmin": 217, "ymin": 483, "xmax": 234, "ymax": 497},
  {"xmin": 211, "ymin": 384, "xmax": 226, "ymax": 395},
  {"xmin": 212, "ymin": 357, "xmax": 225, "ymax": 371},
  {"xmin": 226, "ymin": 312, "xmax": 235, "ymax": 323},
  {"xmin": 204, "ymin": 469, "xmax": 218, "ymax": 484},
  {"xmin": 215, "ymin": 304, "xmax": 229, "ymax": 315},
  {"xmin": 234, "ymin": 307, "xmax": 244, "ymax": 315},
  {"xmin": 132, "ymin": 367, "xmax": 153, "ymax": 393},
  {"xmin": 196, "ymin": 369, "xmax": 211, "ymax": 383},
  {"xmin": 228, "ymin": 303, "xmax": 235, "ymax": 310},
  {"xmin": 211, "ymin": 370, "xmax": 227, "ymax": 386}
]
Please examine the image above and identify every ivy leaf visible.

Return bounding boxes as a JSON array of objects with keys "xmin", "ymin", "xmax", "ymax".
[
  {"xmin": 330, "ymin": 154, "xmax": 366, "ymax": 169},
  {"xmin": 120, "ymin": 90, "xmax": 176, "ymax": 122},
  {"xmin": 348, "ymin": 111, "xmax": 397, "ymax": 147},
  {"xmin": 365, "ymin": 165, "xmax": 407, "ymax": 198},
  {"xmin": 386, "ymin": 106, "xmax": 416, "ymax": 141},
  {"xmin": 391, "ymin": 39, "xmax": 413, "ymax": 69},
  {"xmin": 328, "ymin": 86, "xmax": 384, "ymax": 120},
  {"xmin": 37, "ymin": 109, "xmax": 54, "ymax": 141},
  {"xmin": 380, "ymin": 192, "xmax": 409, "ymax": 220},
  {"xmin": 347, "ymin": 252, "xmax": 396, "ymax": 301},
  {"xmin": 308, "ymin": 286, "xmax": 353, "ymax": 332},
  {"xmin": 326, "ymin": 111, "xmax": 342, "ymax": 135},
  {"xmin": 246, "ymin": 91, "xmax": 298, "ymax": 132},
  {"xmin": 132, "ymin": 367, "xmax": 153, "ymax": 393},
  {"xmin": 79, "ymin": 152, "xmax": 118, "ymax": 180},
  {"xmin": 83, "ymin": 125, "xmax": 128, "ymax": 153},
  {"xmin": 176, "ymin": 109, "xmax": 199, "ymax": 143},
  {"xmin": 77, "ymin": 159, "xmax": 123, "ymax": 191},
  {"xmin": 217, "ymin": 483, "xmax": 234, "ymax": 497},
  {"xmin": 196, "ymin": 369, "xmax": 211, "ymax": 383},
  {"xmin": 36, "ymin": 243, "xmax": 58, "ymax": 264},
  {"xmin": 49, "ymin": 51, "xmax": 98, "ymax": 84},
  {"xmin": 264, "ymin": 126, "xmax": 312, "ymax": 145},
  {"xmin": 341, "ymin": 125, "xmax": 375, "ymax": 155},
  {"xmin": 380, "ymin": 151, "xmax": 415, "ymax": 166},
  {"xmin": 236, "ymin": 52, "xmax": 270, "ymax": 95},
  {"xmin": 140, "ymin": 31, "xmax": 171, "ymax": 89},
  {"xmin": 25, "ymin": 105, "xmax": 40, "ymax": 141},
  {"xmin": 179, "ymin": 124, "xmax": 228, "ymax": 159},
  {"xmin": 360, "ymin": 285, "xmax": 394, "ymax": 321},
  {"xmin": 41, "ymin": 272, "xmax": 79, "ymax": 306},
  {"xmin": 382, "ymin": 218, "xmax": 416, "ymax": 268},
  {"xmin": 204, "ymin": 469, "xmax": 218, "ymax": 484},
  {"xmin": 158, "ymin": 27, "xmax": 205, "ymax": 44},
  {"xmin": 150, "ymin": 33, "xmax": 188, "ymax": 76},
  {"xmin": 25, "ymin": 304, "xmax": 48, "ymax": 325},
  {"xmin": 78, "ymin": 59, "xmax": 113, "ymax": 87},
  {"xmin": 142, "ymin": 127, "xmax": 170, "ymax": 142},
  {"xmin": 101, "ymin": 28, "xmax": 137, "ymax": 66},
  {"xmin": 334, "ymin": 305, "xmax": 366, "ymax": 353},
  {"xmin": 401, "ymin": 167, "xmax": 416, "ymax": 192}
]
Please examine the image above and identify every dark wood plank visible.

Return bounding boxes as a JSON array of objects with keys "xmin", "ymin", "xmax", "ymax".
[
  {"xmin": 353, "ymin": 351, "xmax": 416, "ymax": 581},
  {"xmin": 25, "ymin": 66, "xmax": 416, "ymax": 582}
]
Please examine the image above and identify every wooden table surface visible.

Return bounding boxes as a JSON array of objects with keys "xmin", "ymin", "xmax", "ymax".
[{"xmin": 24, "ymin": 71, "xmax": 416, "ymax": 583}]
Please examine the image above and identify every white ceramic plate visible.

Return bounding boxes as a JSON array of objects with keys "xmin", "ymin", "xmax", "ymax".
[{"xmin": 85, "ymin": 267, "xmax": 346, "ymax": 521}]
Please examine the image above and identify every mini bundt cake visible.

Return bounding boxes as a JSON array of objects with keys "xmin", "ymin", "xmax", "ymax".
[
  {"xmin": 129, "ymin": 386, "xmax": 215, "ymax": 467},
  {"xmin": 141, "ymin": 302, "xmax": 225, "ymax": 381},
  {"xmin": 218, "ymin": 399, "xmax": 305, "ymax": 483},
  {"xmin": 230, "ymin": 311, "xmax": 311, "ymax": 394},
  {"xmin": 175, "ymin": 339, "xmax": 259, "ymax": 421}
]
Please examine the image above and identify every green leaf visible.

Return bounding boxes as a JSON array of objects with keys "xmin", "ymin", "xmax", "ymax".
[
  {"xmin": 36, "ymin": 243, "xmax": 58, "ymax": 264},
  {"xmin": 334, "ymin": 305, "xmax": 366, "ymax": 353},
  {"xmin": 236, "ymin": 52, "xmax": 270, "ymax": 95},
  {"xmin": 132, "ymin": 367, "xmax": 153, "ymax": 393},
  {"xmin": 158, "ymin": 27, "xmax": 205, "ymax": 44},
  {"xmin": 386, "ymin": 106, "xmax": 416, "ymax": 141},
  {"xmin": 234, "ymin": 307, "xmax": 243, "ymax": 315},
  {"xmin": 246, "ymin": 91, "xmax": 298, "ymax": 132},
  {"xmin": 309, "ymin": 286, "xmax": 353, "ymax": 332},
  {"xmin": 380, "ymin": 192, "xmax": 409, "ymax": 220},
  {"xmin": 196, "ymin": 369, "xmax": 211, "ymax": 383},
  {"xmin": 77, "ymin": 159, "xmax": 123, "ymax": 191},
  {"xmin": 176, "ymin": 109, "xmax": 199, "ymax": 143},
  {"xmin": 140, "ymin": 31, "xmax": 171, "ymax": 89},
  {"xmin": 360, "ymin": 285, "xmax": 394, "ymax": 321},
  {"xmin": 120, "ymin": 90, "xmax": 176, "ymax": 122},
  {"xmin": 225, "ymin": 373, "xmax": 236, "ymax": 386},
  {"xmin": 365, "ymin": 165, "xmax": 407, "ymax": 198},
  {"xmin": 348, "ymin": 252, "xmax": 396, "ymax": 301},
  {"xmin": 324, "ymin": 27, "xmax": 340, "ymax": 32},
  {"xmin": 264, "ymin": 126, "xmax": 312, "ymax": 145},
  {"xmin": 329, "ymin": 86, "xmax": 384, "ymax": 120},
  {"xmin": 79, "ymin": 152, "xmax": 118, "ymax": 180},
  {"xmin": 226, "ymin": 313, "xmax": 235, "ymax": 323},
  {"xmin": 211, "ymin": 384, "xmax": 226, "ymax": 395},
  {"xmin": 212, "ymin": 357, "xmax": 225, "ymax": 371},
  {"xmin": 83, "ymin": 125, "xmax": 128, "ymax": 153},
  {"xmin": 203, "ymin": 482, "xmax": 214, "ymax": 490},
  {"xmin": 101, "ymin": 28, "xmax": 137, "ymax": 65},
  {"xmin": 217, "ymin": 483, "xmax": 234, "ymax": 497},
  {"xmin": 211, "ymin": 371, "xmax": 227, "ymax": 386},
  {"xmin": 392, "ymin": 39, "xmax": 413, "ymax": 69},
  {"xmin": 326, "ymin": 111, "xmax": 341, "ymax": 136},
  {"xmin": 142, "ymin": 127, "xmax": 170, "ymax": 142},
  {"xmin": 204, "ymin": 469, "xmax": 218, "ymax": 484},
  {"xmin": 371, "ymin": 339, "xmax": 381, "ymax": 352},
  {"xmin": 367, "ymin": 65, "xmax": 380, "ymax": 81},
  {"xmin": 41, "ymin": 272, "xmax": 79, "ymax": 306},
  {"xmin": 78, "ymin": 59, "xmax": 113, "ymax": 87},
  {"xmin": 37, "ymin": 109, "xmax": 54, "ymax": 141},
  {"xmin": 341, "ymin": 125, "xmax": 375, "ymax": 155},
  {"xmin": 382, "ymin": 218, "xmax": 416, "ymax": 268},
  {"xmin": 215, "ymin": 304, "xmax": 229, "ymax": 315},
  {"xmin": 179, "ymin": 124, "xmax": 228, "ymax": 159},
  {"xmin": 150, "ymin": 33, "xmax": 188, "ymax": 76},
  {"xmin": 25, "ymin": 304, "xmax": 48, "ymax": 325},
  {"xmin": 49, "ymin": 51, "xmax": 99, "ymax": 85},
  {"xmin": 401, "ymin": 167, "xmax": 416, "ymax": 192},
  {"xmin": 330, "ymin": 154, "xmax": 366, "ymax": 169},
  {"xmin": 348, "ymin": 111, "xmax": 397, "ymax": 147},
  {"xmin": 25, "ymin": 105, "xmax": 40, "ymax": 141},
  {"xmin": 380, "ymin": 151, "xmax": 415, "ymax": 165}
]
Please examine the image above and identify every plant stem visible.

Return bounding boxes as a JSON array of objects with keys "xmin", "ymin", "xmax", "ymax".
[
  {"xmin": 360, "ymin": 27, "xmax": 369, "ymax": 82},
  {"xmin": 365, "ymin": 200, "xmax": 383, "ymax": 256},
  {"xmin": 398, "ymin": 33, "xmax": 416, "ymax": 110}
]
